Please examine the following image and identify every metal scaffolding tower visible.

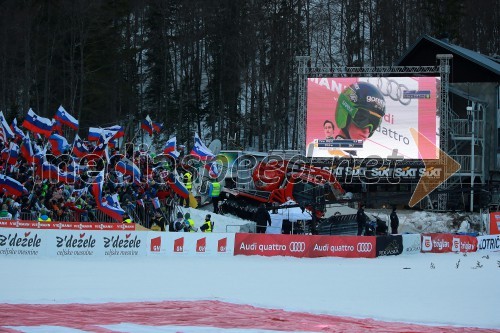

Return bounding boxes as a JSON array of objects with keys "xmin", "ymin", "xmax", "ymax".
[{"xmin": 295, "ymin": 55, "xmax": 454, "ymax": 210}]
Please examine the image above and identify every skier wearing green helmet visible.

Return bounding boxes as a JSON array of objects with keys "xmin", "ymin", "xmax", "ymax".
[{"xmin": 335, "ymin": 81, "xmax": 386, "ymax": 141}]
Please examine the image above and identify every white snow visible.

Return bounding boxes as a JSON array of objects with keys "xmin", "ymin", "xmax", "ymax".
[{"xmin": 1, "ymin": 204, "xmax": 499, "ymax": 329}]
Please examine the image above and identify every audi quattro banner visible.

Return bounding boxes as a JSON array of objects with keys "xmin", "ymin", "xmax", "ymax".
[
  {"xmin": 402, "ymin": 233, "xmax": 422, "ymax": 255},
  {"xmin": 0, "ymin": 220, "xmax": 136, "ymax": 231},
  {"xmin": 234, "ymin": 233, "xmax": 376, "ymax": 258},
  {"xmin": 421, "ymin": 234, "xmax": 477, "ymax": 253},
  {"xmin": 376, "ymin": 235, "xmax": 403, "ymax": 256},
  {"xmin": 0, "ymin": 228, "xmax": 46, "ymax": 257},
  {"xmin": 148, "ymin": 233, "xmax": 235, "ymax": 256},
  {"xmin": 476, "ymin": 235, "xmax": 500, "ymax": 252},
  {"xmin": 306, "ymin": 76, "xmax": 439, "ymax": 159}
]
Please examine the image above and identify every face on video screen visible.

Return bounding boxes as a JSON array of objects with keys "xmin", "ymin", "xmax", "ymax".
[{"xmin": 306, "ymin": 77, "xmax": 440, "ymax": 159}]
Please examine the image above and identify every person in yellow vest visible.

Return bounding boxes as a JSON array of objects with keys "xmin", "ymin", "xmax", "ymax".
[
  {"xmin": 38, "ymin": 209, "xmax": 52, "ymax": 222},
  {"xmin": 182, "ymin": 171, "xmax": 192, "ymax": 207},
  {"xmin": 183, "ymin": 212, "xmax": 197, "ymax": 232},
  {"xmin": 122, "ymin": 212, "xmax": 133, "ymax": 223},
  {"xmin": 200, "ymin": 214, "xmax": 214, "ymax": 232},
  {"xmin": 208, "ymin": 180, "xmax": 221, "ymax": 213}
]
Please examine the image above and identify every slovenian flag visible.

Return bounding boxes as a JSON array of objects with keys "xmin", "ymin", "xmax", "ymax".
[
  {"xmin": 88, "ymin": 127, "xmax": 103, "ymax": 141},
  {"xmin": 20, "ymin": 134, "xmax": 34, "ymax": 163},
  {"xmin": 6, "ymin": 142, "xmax": 19, "ymax": 165},
  {"xmin": 0, "ymin": 174, "xmax": 28, "ymax": 197},
  {"xmin": 22, "ymin": 109, "xmax": 53, "ymax": 137},
  {"xmin": 88, "ymin": 125, "xmax": 124, "ymax": 142},
  {"xmin": 48, "ymin": 133, "xmax": 69, "ymax": 156},
  {"xmin": 103, "ymin": 125, "xmax": 124, "ymax": 138},
  {"xmin": 0, "ymin": 111, "xmax": 15, "ymax": 142},
  {"xmin": 115, "ymin": 158, "xmax": 141, "ymax": 183},
  {"xmin": 151, "ymin": 197, "xmax": 161, "ymax": 209},
  {"xmin": 54, "ymin": 105, "xmax": 79, "ymax": 130},
  {"xmin": 10, "ymin": 118, "xmax": 25, "ymax": 139},
  {"xmin": 91, "ymin": 172, "xmax": 125, "ymax": 222},
  {"xmin": 204, "ymin": 161, "xmax": 220, "ymax": 179},
  {"xmin": 141, "ymin": 115, "xmax": 153, "ymax": 135},
  {"xmin": 32, "ymin": 144, "xmax": 46, "ymax": 165},
  {"xmin": 152, "ymin": 122, "xmax": 163, "ymax": 133},
  {"xmin": 167, "ymin": 172, "xmax": 189, "ymax": 199},
  {"xmin": 190, "ymin": 133, "xmax": 215, "ymax": 161},
  {"xmin": 39, "ymin": 162, "xmax": 60, "ymax": 180},
  {"xmin": 72, "ymin": 134, "xmax": 89, "ymax": 158},
  {"xmin": 163, "ymin": 136, "xmax": 180, "ymax": 159}
]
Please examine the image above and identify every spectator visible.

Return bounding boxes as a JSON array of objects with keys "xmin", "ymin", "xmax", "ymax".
[
  {"xmin": 150, "ymin": 211, "xmax": 165, "ymax": 231},
  {"xmin": 184, "ymin": 212, "xmax": 197, "ymax": 232},
  {"xmin": 200, "ymin": 214, "xmax": 214, "ymax": 232},
  {"xmin": 255, "ymin": 204, "xmax": 271, "ymax": 233},
  {"xmin": 390, "ymin": 207, "xmax": 399, "ymax": 234},
  {"xmin": 38, "ymin": 209, "xmax": 52, "ymax": 222},
  {"xmin": 172, "ymin": 211, "xmax": 185, "ymax": 232},
  {"xmin": 122, "ymin": 212, "xmax": 133, "ymax": 224},
  {"xmin": 356, "ymin": 204, "xmax": 367, "ymax": 236},
  {"xmin": 0, "ymin": 204, "xmax": 12, "ymax": 219},
  {"xmin": 181, "ymin": 171, "xmax": 192, "ymax": 208}
]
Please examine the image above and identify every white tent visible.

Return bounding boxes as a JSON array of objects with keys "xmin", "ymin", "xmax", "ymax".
[{"xmin": 267, "ymin": 200, "xmax": 312, "ymax": 234}]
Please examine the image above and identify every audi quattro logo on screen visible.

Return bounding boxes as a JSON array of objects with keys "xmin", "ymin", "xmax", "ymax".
[
  {"xmin": 289, "ymin": 242, "xmax": 306, "ymax": 252},
  {"xmin": 356, "ymin": 242, "xmax": 372, "ymax": 253}
]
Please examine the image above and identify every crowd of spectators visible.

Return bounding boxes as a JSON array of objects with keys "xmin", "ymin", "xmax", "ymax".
[{"xmin": 0, "ymin": 134, "xmax": 189, "ymax": 228}]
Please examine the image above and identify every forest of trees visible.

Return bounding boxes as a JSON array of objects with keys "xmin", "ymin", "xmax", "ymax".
[{"xmin": 0, "ymin": 0, "xmax": 498, "ymax": 151}]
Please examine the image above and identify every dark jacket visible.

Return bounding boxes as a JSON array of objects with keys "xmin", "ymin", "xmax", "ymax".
[
  {"xmin": 356, "ymin": 207, "xmax": 366, "ymax": 225},
  {"xmin": 390, "ymin": 211, "xmax": 399, "ymax": 228}
]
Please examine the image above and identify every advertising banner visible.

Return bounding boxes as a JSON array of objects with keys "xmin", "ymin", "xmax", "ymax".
[
  {"xmin": 0, "ymin": 220, "xmax": 136, "ymax": 231},
  {"xmin": 234, "ymin": 233, "xmax": 376, "ymax": 258},
  {"xmin": 421, "ymin": 233, "xmax": 477, "ymax": 253},
  {"xmin": 476, "ymin": 235, "xmax": 500, "ymax": 252},
  {"xmin": 147, "ymin": 233, "xmax": 235, "ymax": 256},
  {"xmin": 376, "ymin": 235, "xmax": 403, "ymax": 256},
  {"xmin": 489, "ymin": 212, "xmax": 500, "ymax": 235},
  {"xmin": 0, "ymin": 228, "xmax": 46, "ymax": 257},
  {"xmin": 402, "ymin": 233, "xmax": 422, "ymax": 255},
  {"xmin": 306, "ymin": 77, "xmax": 439, "ymax": 159}
]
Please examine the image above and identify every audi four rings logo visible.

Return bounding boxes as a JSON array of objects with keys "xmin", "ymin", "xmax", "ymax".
[
  {"xmin": 289, "ymin": 242, "xmax": 306, "ymax": 252},
  {"xmin": 357, "ymin": 242, "xmax": 372, "ymax": 252},
  {"xmin": 373, "ymin": 77, "xmax": 411, "ymax": 105}
]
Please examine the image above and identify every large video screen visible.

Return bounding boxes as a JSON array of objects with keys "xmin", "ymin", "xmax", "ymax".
[{"xmin": 306, "ymin": 77, "xmax": 440, "ymax": 159}]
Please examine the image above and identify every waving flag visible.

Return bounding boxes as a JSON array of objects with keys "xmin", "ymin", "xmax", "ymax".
[
  {"xmin": 92, "ymin": 171, "xmax": 125, "ymax": 222},
  {"xmin": 0, "ymin": 111, "xmax": 14, "ymax": 142},
  {"xmin": 115, "ymin": 158, "xmax": 141, "ymax": 183},
  {"xmin": 48, "ymin": 133, "xmax": 69, "ymax": 156},
  {"xmin": 103, "ymin": 125, "xmax": 124, "ymax": 138},
  {"xmin": 151, "ymin": 197, "xmax": 161, "ymax": 209},
  {"xmin": 22, "ymin": 109, "xmax": 53, "ymax": 137},
  {"xmin": 163, "ymin": 136, "xmax": 180, "ymax": 159},
  {"xmin": 54, "ymin": 105, "xmax": 79, "ymax": 130},
  {"xmin": 51, "ymin": 119, "xmax": 63, "ymax": 135},
  {"xmin": 0, "ymin": 174, "xmax": 28, "ymax": 197},
  {"xmin": 10, "ymin": 118, "xmax": 24, "ymax": 139},
  {"xmin": 39, "ymin": 162, "xmax": 59, "ymax": 180},
  {"xmin": 21, "ymin": 134, "xmax": 34, "ymax": 163},
  {"xmin": 152, "ymin": 121, "xmax": 163, "ymax": 133},
  {"xmin": 72, "ymin": 134, "xmax": 89, "ymax": 158},
  {"xmin": 32, "ymin": 144, "xmax": 46, "ymax": 165},
  {"xmin": 190, "ymin": 133, "xmax": 215, "ymax": 161},
  {"xmin": 6, "ymin": 142, "xmax": 19, "ymax": 165},
  {"xmin": 204, "ymin": 161, "xmax": 220, "ymax": 179},
  {"xmin": 88, "ymin": 125, "xmax": 124, "ymax": 142},
  {"xmin": 141, "ymin": 115, "xmax": 153, "ymax": 135},
  {"xmin": 167, "ymin": 172, "xmax": 189, "ymax": 199}
]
